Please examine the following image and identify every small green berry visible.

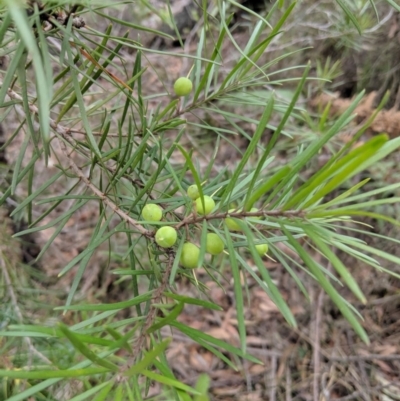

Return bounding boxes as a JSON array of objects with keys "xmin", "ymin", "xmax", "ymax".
[
  {"xmin": 180, "ymin": 242, "xmax": 200, "ymax": 269},
  {"xmin": 255, "ymin": 243, "xmax": 269, "ymax": 256},
  {"xmin": 187, "ymin": 184, "xmax": 200, "ymax": 200},
  {"xmin": 142, "ymin": 203, "xmax": 162, "ymax": 222},
  {"xmin": 195, "ymin": 196, "xmax": 215, "ymax": 215},
  {"xmin": 155, "ymin": 226, "xmax": 177, "ymax": 248},
  {"xmin": 173, "ymin": 77, "xmax": 193, "ymax": 96},
  {"xmin": 225, "ymin": 208, "xmax": 242, "ymax": 231},
  {"xmin": 206, "ymin": 233, "xmax": 224, "ymax": 255}
]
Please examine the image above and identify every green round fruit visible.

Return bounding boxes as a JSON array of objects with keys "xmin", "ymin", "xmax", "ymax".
[
  {"xmin": 255, "ymin": 243, "xmax": 269, "ymax": 256},
  {"xmin": 187, "ymin": 184, "xmax": 200, "ymax": 200},
  {"xmin": 180, "ymin": 242, "xmax": 200, "ymax": 268},
  {"xmin": 142, "ymin": 203, "xmax": 162, "ymax": 222},
  {"xmin": 225, "ymin": 209, "xmax": 242, "ymax": 231},
  {"xmin": 173, "ymin": 77, "xmax": 193, "ymax": 96},
  {"xmin": 206, "ymin": 233, "xmax": 224, "ymax": 255},
  {"xmin": 195, "ymin": 196, "xmax": 215, "ymax": 215},
  {"xmin": 155, "ymin": 226, "xmax": 177, "ymax": 248}
]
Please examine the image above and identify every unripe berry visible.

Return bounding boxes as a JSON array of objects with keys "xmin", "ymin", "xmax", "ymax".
[
  {"xmin": 180, "ymin": 242, "xmax": 200, "ymax": 269},
  {"xmin": 187, "ymin": 184, "xmax": 200, "ymax": 200},
  {"xmin": 195, "ymin": 196, "xmax": 215, "ymax": 215},
  {"xmin": 155, "ymin": 226, "xmax": 177, "ymax": 248},
  {"xmin": 225, "ymin": 209, "xmax": 242, "ymax": 231},
  {"xmin": 142, "ymin": 203, "xmax": 162, "ymax": 222},
  {"xmin": 255, "ymin": 243, "xmax": 269, "ymax": 256},
  {"xmin": 173, "ymin": 77, "xmax": 193, "ymax": 96},
  {"xmin": 206, "ymin": 233, "xmax": 224, "ymax": 255}
]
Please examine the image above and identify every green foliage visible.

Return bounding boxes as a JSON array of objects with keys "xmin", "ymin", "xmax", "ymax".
[{"xmin": 0, "ymin": 0, "xmax": 399, "ymax": 400}]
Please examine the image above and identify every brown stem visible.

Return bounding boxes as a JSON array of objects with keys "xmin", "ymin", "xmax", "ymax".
[
  {"xmin": 118, "ymin": 250, "xmax": 175, "ymax": 379},
  {"xmin": 59, "ymin": 140, "xmax": 151, "ymax": 237},
  {"xmin": 176, "ymin": 209, "xmax": 306, "ymax": 229}
]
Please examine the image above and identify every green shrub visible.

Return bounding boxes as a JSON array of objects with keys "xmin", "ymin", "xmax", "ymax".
[{"xmin": 1, "ymin": 1, "xmax": 400, "ymax": 400}]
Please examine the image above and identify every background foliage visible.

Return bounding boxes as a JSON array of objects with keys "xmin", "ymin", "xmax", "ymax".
[{"xmin": 1, "ymin": 1, "xmax": 400, "ymax": 400}]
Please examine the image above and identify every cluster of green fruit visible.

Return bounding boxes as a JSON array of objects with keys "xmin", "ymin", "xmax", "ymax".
[
  {"xmin": 140, "ymin": 78, "xmax": 269, "ymax": 269},
  {"xmin": 142, "ymin": 194, "xmax": 223, "ymax": 269},
  {"xmin": 142, "ymin": 183, "xmax": 269, "ymax": 270}
]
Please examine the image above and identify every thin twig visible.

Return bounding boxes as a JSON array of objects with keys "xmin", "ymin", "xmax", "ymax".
[
  {"xmin": 176, "ymin": 209, "xmax": 306, "ymax": 229},
  {"xmin": 58, "ymin": 139, "xmax": 151, "ymax": 236},
  {"xmin": 313, "ymin": 286, "xmax": 325, "ymax": 401},
  {"xmin": 119, "ymin": 249, "xmax": 176, "ymax": 378},
  {"xmin": 269, "ymin": 354, "xmax": 278, "ymax": 401},
  {"xmin": 286, "ymin": 366, "xmax": 292, "ymax": 401},
  {"xmin": 329, "ymin": 354, "xmax": 400, "ymax": 362}
]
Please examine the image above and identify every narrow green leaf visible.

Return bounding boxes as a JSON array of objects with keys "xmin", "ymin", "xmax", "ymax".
[
  {"xmin": 58, "ymin": 323, "xmax": 119, "ymax": 371},
  {"xmin": 336, "ymin": 0, "xmax": 362, "ymax": 34},
  {"xmin": 0, "ymin": 11, "xmax": 11, "ymax": 45},
  {"xmin": 146, "ymin": 302, "xmax": 184, "ymax": 334},
  {"xmin": 57, "ymin": 24, "xmax": 113, "ymax": 121},
  {"xmin": 1, "ymin": 349, "xmax": 116, "ymax": 401},
  {"xmin": 108, "ymin": 325, "xmax": 139, "ymax": 353},
  {"xmin": 220, "ymin": 96, "xmax": 275, "ymax": 207},
  {"xmin": 92, "ymin": 382, "xmax": 114, "ymax": 401},
  {"xmin": 282, "ymin": 227, "xmax": 369, "ymax": 344},
  {"xmin": 193, "ymin": 15, "xmax": 230, "ymax": 102},
  {"xmin": 0, "ymin": 368, "xmax": 109, "ymax": 379},
  {"xmin": 7, "ymin": 2, "xmax": 52, "ymax": 153},
  {"xmin": 164, "ymin": 292, "xmax": 223, "ymax": 311},
  {"xmin": 175, "ymin": 143, "xmax": 205, "ymax": 207},
  {"xmin": 11, "ymin": 171, "xmax": 63, "ymax": 216},
  {"xmin": 55, "ymin": 291, "xmax": 153, "ymax": 311},
  {"xmin": 95, "ymin": 10, "xmax": 175, "ymax": 38},
  {"xmin": 68, "ymin": 381, "xmax": 112, "ymax": 401},
  {"xmin": 194, "ymin": 373, "xmax": 211, "ymax": 401},
  {"xmin": 65, "ymin": 44, "xmax": 101, "ymax": 158},
  {"xmin": 308, "ymin": 209, "xmax": 400, "ymax": 227},
  {"xmin": 13, "ymin": 199, "xmax": 87, "ymax": 237},
  {"xmin": 0, "ymin": 41, "xmax": 25, "ymax": 106},
  {"xmin": 245, "ymin": 165, "xmax": 291, "ymax": 211},
  {"xmin": 302, "ymin": 136, "xmax": 387, "ymax": 209},
  {"xmin": 238, "ymin": 221, "xmax": 296, "ymax": 327},
  {"xmin": 270, "ymin": 90, "xmax": 365, "ymax": 206},
  {"xmin": 230, "ymin": 2, "xmax": 295, "ymax": 84},
  {"xmin": 171, "ymin": 321, "xmax": 262, "ymax": 363},
  {"xmin": 385, "ymin": 0, "xmax": 400, "ymax": 11},
  {"xmin": 141, "ymin": 369, "xmax": 201, "ymax": 395},
  {"xmin": 368, "ymin": 0, "xmax": 379, "ymax": 20},
  {"xmin": 315, "ymin": 178, "xmax": 370, "ymax": 209},
  {"xmin": 124, "ymin": 338, "xmax": 172, "ymax": 376},
  {"xmin": 302, "ymin": 225, "xmax": 366, "ymax": 303},
  {"xmin": 224, "ymin": 225, "xmax": 246, "ymax": 352}
]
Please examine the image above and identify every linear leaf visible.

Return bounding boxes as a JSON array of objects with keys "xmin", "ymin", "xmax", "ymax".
[
  {"xmin": 282, "ymin": 227, "xmax": 369, "ymax": 344},
  {"xmin": 224, "ymin": 225, "xmax": 246, "ymax": 352},
  {"xmin": 164, "ymin": 292, "xmax": 223, "ymax": 311},
  {"xmin": 142, "ymin": 369, "xmax": 201, "ymax": 395},
  {"xmin": 146, "ymin": 303, "xmax": 184, "ymax": 334},
  {"xmin": 0, "ymin": 368, "xmax": 110, "ymax": 379},
  {"xmin": 58, "ymin": 323, "xmax": 119, "ymax": 371},
  {"xmin": 54, "ymin": 291, "xmax": 153, "ymax": 311},
  {"xmin": 124, "ymin": 338, "xmax": 172, "ymax": 376}
]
